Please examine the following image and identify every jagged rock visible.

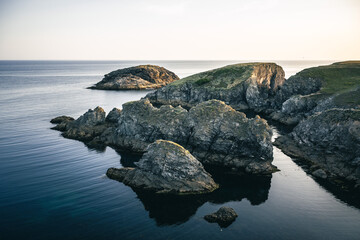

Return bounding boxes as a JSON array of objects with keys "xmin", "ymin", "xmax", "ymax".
[
  {"xmin": 51, "ymin": 99, "xmax": 275, "ymax": 175},
  {"xmin": 146, "ymin": 62, "xmax": 285, "ymax": 111},
  {"xmin": 312, "ymin": 169, "xmax": 327, "ymax": 179},
  {"xmin": 88, "ymin": 65, "xmax": 179, "ymax": 90},
  {"xmin": 271, "ymin": 61, "xmax": 360, "ymax": 125},
  {"xmin": 204, "ymin": 207, "xmax": 238, "ymax": 227},
  {"xmin": 54, "ymin": 107, "xmax": 109, "ymax": 142},
  {"xmin": 105, "ymin": 108, "xmax": 121, "ymax": 123},
  {"xmin": 101, "ymin": 99, "xmax": 275, "ymax": 175},
  {"xmin": 274, "ymin": 109, "xmax": 360, "ymax": 189},
  {"xmin": 50, "ymin": 116, "xmax": 74, "ymax": 124},
  {"xmin": 106, "ymin": 140, "xmax": 218, "ymax": 194}
]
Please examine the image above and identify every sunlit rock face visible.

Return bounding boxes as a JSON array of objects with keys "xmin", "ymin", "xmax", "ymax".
[
  {"xmin": 89, "ymin": 65, "xmax": 179, "ymax": 90},
  {"xmin": 146, "ymin": 62, "xmax": 285, "ymax": 111}
]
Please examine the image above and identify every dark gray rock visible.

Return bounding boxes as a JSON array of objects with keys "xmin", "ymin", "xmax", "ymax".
[
  {"xmin": 51, "ymin": 99, "xmax": 276, "ymax": 175},
  {"xmin": 59, "ymin": 107, "xmax": 109, "ymax": 142},
  {"xmin": 204, "ymin": 206, "xmax": 238, "ymax": 227},
  {"xmin": 106, "ymin": 140, "xmax": 218, "ymax": 194},
  {"xmin": 50, "ymin": 116, "xmax": 74, "ymax": 124},
  {"xmin": 100, "ymin": 99, "xmax": 275, "ymax": 175},
  {"xmin": 89, "ymin": 65, "xmax": 179, "ymax": 90},
  {"xmin": 274, "ymin": 109, "xmax": 360, "ymax": 189},
  {"xmin": 312, "ymin": 169, "xmax": 327, "ymax": 179},
  {"xmin": 105, "ymin": 108, "xmax": 121, "ymax": 123}
]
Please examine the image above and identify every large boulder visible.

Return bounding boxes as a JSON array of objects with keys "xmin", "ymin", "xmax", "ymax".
[
  {"xmin": 106, "ymin": 140, "xmax": 219, "ymax": 194},
  {"xmin": 146, "ymin": 62, "xmax": 285, "ymax": 111},
  {"xmin": 88, "ymin": 65, "xmax": 179, "ymax": 90},
  {"xmin": 52, "ymin": 107, "xmax": 109, "ymax": 142},
  {"xmin": 274, "ymin": 109, "xmax": 360, "ymax": 189},
  {"xmin": 101, "ymin": 99, "xmax": 275, "ymax": 174}
]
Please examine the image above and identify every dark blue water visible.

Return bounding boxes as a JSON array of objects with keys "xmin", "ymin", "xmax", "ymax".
[{"xmin": 0, "ymin": 60, "xmax": 359, "ymax": 240}]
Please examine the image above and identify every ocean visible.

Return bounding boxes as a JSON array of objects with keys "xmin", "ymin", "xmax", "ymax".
[{"xmin": 0, "ymin": 60, "xmax": 359, "ymax": 240}]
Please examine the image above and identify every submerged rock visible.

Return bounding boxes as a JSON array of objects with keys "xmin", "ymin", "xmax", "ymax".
[
  {"xmin": 146, "ymin": 62, "xmax": 285, "ymax": 110},
  {"xmin": 88, "ymin": 65, "xmax": 179, "ymax": 90},
  {"xmin": 106, "ymin": 140, "xmax": 218, "ymax": 194},
  {"xmin": 204, "ymin": 206, "xmax": 238, "ymax": 227}
]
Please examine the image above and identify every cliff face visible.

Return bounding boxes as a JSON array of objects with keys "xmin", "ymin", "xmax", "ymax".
[
  {"xmin": 146, "ymin": 63, "xmax": 285, "ymax": 110},
  {"xmin": 89, "ymin": 65, "xmax": 179, "ymax": 90},
  {"xmin": 270, "ymin": 61, "xmax": 360, "ymax": 125},
  {"xmin": 274, "ymin": 109, "xmax": 360, "ymax": 189}
]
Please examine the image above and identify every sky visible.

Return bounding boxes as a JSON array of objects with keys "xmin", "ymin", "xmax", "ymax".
[{"xmin": 0, "ymin": 0, "xmax": 359, "ymax": 60}]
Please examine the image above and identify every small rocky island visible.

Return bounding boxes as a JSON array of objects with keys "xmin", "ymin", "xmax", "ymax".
[{"xmin": 88, "ymin": 65, "xmax": 179, "ymax": 90}]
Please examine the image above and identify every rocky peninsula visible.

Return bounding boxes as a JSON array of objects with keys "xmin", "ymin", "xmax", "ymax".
[{"xmin": 88, "ymin": 65, "xmax": 179, "ymax": 90}]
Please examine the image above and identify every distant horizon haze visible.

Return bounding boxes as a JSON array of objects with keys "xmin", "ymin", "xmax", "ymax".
[{"xmin": 0, "ymin": 0, "xmax": 359, "ymax": 60}]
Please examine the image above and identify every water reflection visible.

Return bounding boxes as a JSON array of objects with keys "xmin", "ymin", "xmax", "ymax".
[{"xmin": 118, "ymin": 152, "xmax": 272, "ymax": 226}]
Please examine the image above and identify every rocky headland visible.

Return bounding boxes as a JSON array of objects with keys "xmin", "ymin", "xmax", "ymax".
[
  {"xmin": 52, "ymin": 61, "xmax": 360, "ymax": 195},
  {"xmin": 106, "ymin": 140, "xmax": 219, "ymax": 194},
  {"xmin": 146, "ymin": 62, "xmax": 286, "ymax": 110},
  {"xmin": 88, "ymin": 65, "xmax": 179, "ymax": 90}
]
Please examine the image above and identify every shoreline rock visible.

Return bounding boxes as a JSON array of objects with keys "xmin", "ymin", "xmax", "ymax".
[
  {"xmin": 274, "ymin": 109, "xmax": 360, "ymax": 190},
  {"xmin": 106, "ymin": 140, "xmax": 219, "ymax": 195},
  {"xmin": 88, "ymin": 65, "xmax": 179, "ymax": 90},
  {"xmin": 51, "ymin": 99, "xmax": 276, "ymax": 175}
]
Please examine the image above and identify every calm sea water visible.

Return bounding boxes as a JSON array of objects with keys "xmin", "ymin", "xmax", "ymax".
[{"xmin": 0, "ymin": 60, "xmax": 359, "ymax": 240}]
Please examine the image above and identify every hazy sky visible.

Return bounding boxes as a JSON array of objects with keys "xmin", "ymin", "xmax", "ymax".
[{"xmin": 0, "ymin": 0, "xmax": 359, "ymax": 60}]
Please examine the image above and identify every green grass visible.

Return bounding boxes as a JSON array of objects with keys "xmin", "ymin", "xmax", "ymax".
[
  {"xmin": 291, "ymin": 61, "xmax": 360, "ymax": 107},
  {"xmin": 169, "ymin": 62, "xmax": 273, "ymax": 89},
  {"xmin": 294, "ymin": 61, "xmax": 360, "ymax": 95}
]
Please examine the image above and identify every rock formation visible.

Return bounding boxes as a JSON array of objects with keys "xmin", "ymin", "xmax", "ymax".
[
  {"xmin": 100, "ymin": 99, "xmax": 275, "ymax": 174},
  {"xmin": 106, "ymin": 140, "xmax": 219, "ymax": 194},
  {"xmin": 204, "ymin": 206, "xmax": 238, "ymax": 227},
  {"xmin": 274, "ymin": 109, "xmax": 360, "ymax": 190},
  {"xmin": 51, "ymin": 99, "xmax": 276, "ymax": 175},
  {"xmin": 269, "ymin": 61, "xmax": 360, "ymax": 125},
  {"xmin": 146, "ymin": 62, "xmax": 285, "ymax": 110},
  {"xmin": 88, "ymin": 65, "xmax": 179, "ymax": 90}
]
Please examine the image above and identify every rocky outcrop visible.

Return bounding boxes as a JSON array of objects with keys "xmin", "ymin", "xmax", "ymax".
[
  {"xmin": 106, "ymin": 140, "xmax": 219, "ymax": 194},
  {"xmin": 51, "ymin": 107, "xmax": 110, "ymax": 142},
  {"xmin": 100, "ymin": 99, "xmax": 275, "ymax": 174},
  {"xmin": 204, "ymin": 207, "xmax": 238, "ymax": 227},
  {"xmin": 88, "ymin": 65, "xmax": 179, "ymax": 90},
  {"xmin": 105, "ymin": 108, "xmax": 121, "ymax": 123},
  {"xmin": 51, "ymin": 99, "xmax": 276, "ymax": 175},
  {"xmin": 269, "ymin": 61, "xmax": 360, "ymax": 125},
  {"xmin": 50, "ymin": 116, "xmax": 74, "ymax": 124},
  {"xmin": 274, "ymin": 109, "xmax": 360, "ymax": 190},
  {"xmin": 146, "ymin": 62, "xmax": 285, "ymax": 111}
]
